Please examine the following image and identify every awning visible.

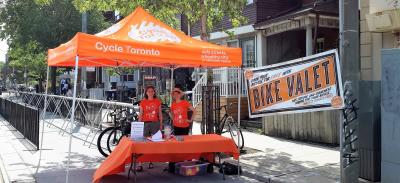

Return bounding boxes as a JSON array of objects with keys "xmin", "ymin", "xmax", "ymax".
[{"xmin": 48, "ymin": 7, "xmax": 242, "ymax": 68}]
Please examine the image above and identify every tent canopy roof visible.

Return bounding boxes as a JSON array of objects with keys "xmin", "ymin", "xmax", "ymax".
[{"xmin": 48, "ymin": 7, "xmax": 242, "ymax": 68}]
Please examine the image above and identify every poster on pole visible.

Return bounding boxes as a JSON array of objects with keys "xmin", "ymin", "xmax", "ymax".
[{"xmin": 245, "ymin": 50, "xmax": 344, "ymax": 118}]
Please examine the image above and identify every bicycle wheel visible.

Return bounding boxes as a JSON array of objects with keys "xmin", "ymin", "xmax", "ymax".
[
  {"xmin": 226, "ymin": 116, "xmax": 244, "ymax": 149},
  {"xmin": 97, "ymin": 127, "xmax": 114, "ymax": 157},
  {"xmin": 107, "ymin": 127, "xmax": 123, "ymax": 153}
]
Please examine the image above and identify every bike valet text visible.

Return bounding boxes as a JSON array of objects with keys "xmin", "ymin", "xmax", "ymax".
[{"xmin": 250, "ymin": 57, "xmax": 336, "ymax": 111}]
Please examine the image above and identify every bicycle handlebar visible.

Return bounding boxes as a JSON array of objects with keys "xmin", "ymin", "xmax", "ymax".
[{"xmin": 215, "ymin": 102, "xmax": 237, "ymax": 111}]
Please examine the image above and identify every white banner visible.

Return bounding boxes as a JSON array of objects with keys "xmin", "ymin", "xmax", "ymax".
[{"xmin": 245, "ymin": 50, "xmax": 344, "ymax": 118}]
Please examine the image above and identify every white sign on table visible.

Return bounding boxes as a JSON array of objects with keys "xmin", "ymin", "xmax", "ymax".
[{"xmin": 130, "ymin": 122, "xmax": 144, "ymax": 140}]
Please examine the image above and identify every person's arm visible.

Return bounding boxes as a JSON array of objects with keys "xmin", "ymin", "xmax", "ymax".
[
  {"xmin": 138, "ymin": 106, "xmax": 143, "ymax": 122},
  {"xmin": 169, "ymin": 106, "xmax": 174, "ymax": 123},
  {"xmin": 188, "ymin": 102, "xmax": 196, "ymax": 123}
]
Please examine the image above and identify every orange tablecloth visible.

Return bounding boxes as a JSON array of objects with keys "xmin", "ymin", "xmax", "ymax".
[{"xmin": 93, "ymin": 134, "xmax": 240, "ymax": 183}]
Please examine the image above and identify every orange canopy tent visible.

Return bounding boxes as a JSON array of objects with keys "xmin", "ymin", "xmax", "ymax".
[
  {"xmin": 47, "ymin": 7, "xmax": 242, "ymax": 68},
  {"xmin": 43, "ymin": 7, "xmax": 243, "ymax": 182}
]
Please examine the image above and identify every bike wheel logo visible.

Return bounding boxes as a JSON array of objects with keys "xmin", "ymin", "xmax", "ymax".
[{"xmin": 128, "ymin": 21, "xmax": 181, "ymax": 43}]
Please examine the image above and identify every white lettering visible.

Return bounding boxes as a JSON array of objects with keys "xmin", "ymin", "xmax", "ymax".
[
  {"xmin": 95, "ymin": 42, "xmax": 123, "ymax": 53},
  {"xmin": 126, "ymin": 46, "xmax": 160, "ymax": 56}
]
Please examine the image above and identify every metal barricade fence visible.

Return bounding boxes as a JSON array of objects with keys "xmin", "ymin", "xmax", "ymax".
[
  {"xmin": 0, "ymin": 97, "xmax": 40, "ymax": 149},
  {"xmin": 10, "ymin": 91, "xmax": 137, "ymax": 148}
]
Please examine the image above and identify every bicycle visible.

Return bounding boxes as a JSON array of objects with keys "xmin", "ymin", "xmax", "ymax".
[
  {"xmin": 97, "ymin": 101, "xmax": 171, "ymax": 157},
  {"xmin": 97, "ymin": 107, "xmax": 136, "ymax": 157},
  {"xmin": 202, "ymin": 102, "xmax": 244, "ymax": 150}
]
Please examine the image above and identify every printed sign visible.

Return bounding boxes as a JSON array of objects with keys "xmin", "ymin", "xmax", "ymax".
[
  {"xmin": 130, "ymin": 122, "xmax": 144, "ymax": 139},
  {"xmin": 245, "ymin": 50, "xmax": 344, "ymax": 118}
]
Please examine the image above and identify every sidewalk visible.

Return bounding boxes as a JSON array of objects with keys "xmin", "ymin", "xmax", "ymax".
[
  {"xmin": 0, "ymin": 114, "xmax": 261, "ymax": 183},
  {"xmin": 0, "ymin": 109, "xmax": 339, "ymax": 183},
  {"xmin": 192, "ymin": 123, "xmax": 340, "ymax": 183}
]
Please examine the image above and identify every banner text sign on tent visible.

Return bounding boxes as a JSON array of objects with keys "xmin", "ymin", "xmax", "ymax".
[{"xmin": 245, "ymin": 50, "xmax": 344, "ymax": 118}]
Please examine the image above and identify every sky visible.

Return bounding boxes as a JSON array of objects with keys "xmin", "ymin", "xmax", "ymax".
[{"xmin": 0, "ymin": 39, "xmax": 7, "ymax": 63}]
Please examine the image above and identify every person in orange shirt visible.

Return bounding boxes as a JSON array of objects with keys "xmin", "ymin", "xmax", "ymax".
[
  {"xmin": 139, "ymin": 86, "xmax": 163, "ymax": 135},
  {"xmin": 170, "ymin": 85, "xmax": 196, "ymax": 136},
  {"xmin": 137, "ymin": 85, "xmax": 163, "ymax": 171}
]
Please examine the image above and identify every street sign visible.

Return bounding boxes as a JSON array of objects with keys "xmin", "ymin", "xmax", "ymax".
[{"xmin": 245, "ymin": 50, "xmax": 344, "ymax": 118}]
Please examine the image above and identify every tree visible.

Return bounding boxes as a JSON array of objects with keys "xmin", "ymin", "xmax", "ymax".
[
  {"xmin": 7, "ymin": 41, "xmax": 46, "ymax": 88},
  {"xmin": 0, "ymin": 62, "xmax": 4, "ymax": 85},
  {"xmin": 69, "ymin": 0, "xmax": 246, "ymax": 32},
  {"xmin": 0, "ymin": 0, "xmax": 109, "ymax": 92}
]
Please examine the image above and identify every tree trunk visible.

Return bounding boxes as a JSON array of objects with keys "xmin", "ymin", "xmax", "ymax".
[
  {"xmin": 199, "ymin": 0, "xmax": 213, "ymax": 85},
  {"xmin": 200, "ymin": 0, "xmax": 215, "ymax": 134}
]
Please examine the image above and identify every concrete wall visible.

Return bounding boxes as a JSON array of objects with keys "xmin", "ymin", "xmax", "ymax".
[
  {"xmin": 360, "ymin": 0, "xmax": 395, "ymax": 81},
  {"xmin": 381, "ymin": 49, "xmax": 400, "ymax": 183},
  {"xmin": 360, "ymin": 0, "xmax": 399, "ymax": 181}
]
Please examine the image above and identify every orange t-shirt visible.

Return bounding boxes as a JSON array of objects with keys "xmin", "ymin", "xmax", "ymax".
[
  {"xmin": 171, "ymin": 100, "xmax": 192, "ymax": 128},
  {"xmin": 140, "ymin": 98, "xmax": 161, "ymax": 122}
]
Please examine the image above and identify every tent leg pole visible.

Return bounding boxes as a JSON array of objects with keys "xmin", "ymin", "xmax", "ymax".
[
  {"xmin": 66, "ymin": 56, "xmax": 79, "ymax": 183},
  {"xmin": 35, "ymin": 66, "xmax": 50, "ymax": 175},
  {"xmin": 237, "ymin": 66, "xmax": 242, "ymax": 176},
  {"xmin": 170, "ymin": 68, "xmax": 174, "ymax": 105}
]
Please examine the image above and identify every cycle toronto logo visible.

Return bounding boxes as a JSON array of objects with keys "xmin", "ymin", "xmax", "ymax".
[{"xmin": 128, "ymin": 21, "xmax": 181, "ymax": 43}]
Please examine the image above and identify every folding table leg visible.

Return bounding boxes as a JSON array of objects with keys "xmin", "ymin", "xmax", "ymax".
[
  {"xmin": 222, "ymin": 163, "xmax": 226, "ymax": 180},
  {"xmin": 128, "ymin": 154, "xmax": 137, "ymax": 180},
  {"xmin": 216, "ymin": 153, "xmax": 225, "ymax": 180},
  {"xmin": 128, "ymin": 154, "xmax": 141, "ymax": 182}
]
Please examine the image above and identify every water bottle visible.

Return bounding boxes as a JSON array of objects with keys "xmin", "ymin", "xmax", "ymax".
[{"xmin": 164, "ymin": 125, "xmax": 171, "ymax": 139}]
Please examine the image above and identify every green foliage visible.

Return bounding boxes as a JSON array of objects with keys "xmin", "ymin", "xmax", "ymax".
[
  {"xmin": 8, "ymin": 41, "xmax": 46, "ymax": 81},
  {"xmin": 0, "ymin": 62, "xmax": 4, "ymax": 80},
  {"xmin": 1, "ymin": 0, "xmax": 109, "ymax": 48},
  {"xmin": 0, "ymin": 0, "xmax": 109, "ymax": 84},
  {"xmin": 105, "ymin": 67, "xmax": 137, "ymax": 76},
  {"xmin": 66, "ymin": 0, "xmax": 247, "ymax": 35}
]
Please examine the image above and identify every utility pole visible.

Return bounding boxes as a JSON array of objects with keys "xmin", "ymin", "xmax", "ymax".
[
  {"xmin": 81, "ymin": 12, "xmax": 88, "ymax": 94},
  {"xmin": 339, "ymin": 0, "xmax": 360, "ymax": 182}
]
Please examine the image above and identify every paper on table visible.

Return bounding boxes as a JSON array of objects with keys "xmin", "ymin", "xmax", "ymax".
[
  {"xmin": 149, "ymin": 130, "xmax": 164, "ymax": 142},
  {"xmin": 131, "ymin": 122, "xmax": 144, "ymax": 140}
]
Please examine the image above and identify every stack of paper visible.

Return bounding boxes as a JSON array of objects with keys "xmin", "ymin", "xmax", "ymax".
[{"xmin": 148, "ymin": 130, "xmax": 164, "ymax": 142}]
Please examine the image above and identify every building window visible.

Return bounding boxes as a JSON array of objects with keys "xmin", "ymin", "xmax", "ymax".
[
  {"xmin": 316, "ymin": 38, "xmax": 325, "ymax": 53},
  {"xmin": 128, "ymin": 75, "xmax": 134, "ymax": 81},
  {"xmin": 121, "ymin": 74, "xmax": 134, "ymax": 82},
  {"xmin": 240, "ymin": 38, "xmax": 256, "ymax": 68}
]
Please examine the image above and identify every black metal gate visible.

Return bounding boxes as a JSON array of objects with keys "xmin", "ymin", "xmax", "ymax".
[
  {"xmin": 201, "ymin": 85, "xmax": 220, "ymax": 134},
  {"xmin": 0, "ymin": 98, "xmax": 40, "ymax": 149}
]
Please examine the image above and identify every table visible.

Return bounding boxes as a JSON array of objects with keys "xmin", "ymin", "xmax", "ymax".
[{"xmin": 93, "ymin": 134, "xmax": 240, "ymax": 183}]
